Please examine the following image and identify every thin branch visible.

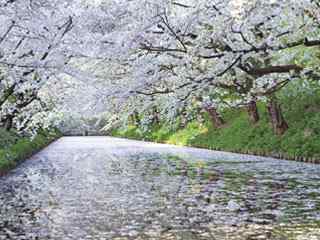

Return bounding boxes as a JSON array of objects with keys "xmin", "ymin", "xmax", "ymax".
[
  {"xmin": 133, "ymin": 89, "xmax": 174, "ymax": 96},
  {"xmin": 0, "ymin": 20, "xmax": 15, "ymax": 45},
  {"xmin": 140, "ymin": 43, "xmax": 187, "ymax": 53},
  {"xmin": 231, "ymin": 24, "xmax": 258, "ymax": 50},
  {"xmin": 160, "ymin": 12, "xmax": 187, "ymax": 52},
  {"xmin": 172, "ymin": 2, "xmax": 192, "ymax": 8}
]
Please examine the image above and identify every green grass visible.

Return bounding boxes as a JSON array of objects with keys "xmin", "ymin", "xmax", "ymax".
[
  {"xmin": 0, "ymin": 129, "xmax": 61, "ymax": 175},
  {"xmin": 112, "ymin": 89, "xmax": 320, "ymax": 162}
]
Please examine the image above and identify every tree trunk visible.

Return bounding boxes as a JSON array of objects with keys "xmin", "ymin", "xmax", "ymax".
[
  {"xmin": 204, "ymin": 106, "xmax": 224, "ymax": 128},
  {"xmin": 267, "ymin": 97, "xmax": 288, "ymax": 135},
  {"xmin": 133, "ymin": 111, "xmax": 140, "ymax": 125},
  {"xmin": 179, "ymin": 113, "xmax": 188, "ymax": 128},
  {"xmin": 152, "ymin": 107, "xmax": 160, "ymax": 124},
  {"xmin": 129, "ymin": 111, "xmax": 140, "ymax": 125},
  {"xmin": 4, "ymin": 115, "xmax": 13, "ymax": 131},
  {"xmin": 247, "ymin": 100, "xmax": 259, "ymax": 124}
]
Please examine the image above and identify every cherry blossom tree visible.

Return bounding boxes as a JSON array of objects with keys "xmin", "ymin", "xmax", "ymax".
[
  {"xmin": 114, "ymin": 0, "xmax": 320, "ymax": 134},
  {"xmin": 1, "ymin": 0, "xmax": 319, "ymax": 136},
  {"xmin": 0, "ymin": 0, "xmax": 130, "ymax": 134}
]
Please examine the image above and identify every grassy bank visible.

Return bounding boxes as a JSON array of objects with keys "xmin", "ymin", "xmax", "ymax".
[
  {"xmin": 0, "ymin": 129, "xmax": 61, "ymax": 176},
  {"xmin": 112, "ymin": 89, "xmax": 320, "ymax": 163}
]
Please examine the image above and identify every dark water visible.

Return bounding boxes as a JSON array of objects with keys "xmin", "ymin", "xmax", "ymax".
[{"xmin": 0, "ymin": 137, "xmax": 320, "ymax": 239}]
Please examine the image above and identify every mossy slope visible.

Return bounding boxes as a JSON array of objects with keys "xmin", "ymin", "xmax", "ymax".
[
  {"xmin": 0, "ymin": 129, "xmax": 61, "ymax": 175},
  {"xmin": 112, "ymin": 91, "xmax": 320, "ymax": 162}
]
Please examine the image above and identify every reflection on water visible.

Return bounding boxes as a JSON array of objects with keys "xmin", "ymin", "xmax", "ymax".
[{"xmin": 1, "ymin": 139, "xmax": 320, "ymax": 239}]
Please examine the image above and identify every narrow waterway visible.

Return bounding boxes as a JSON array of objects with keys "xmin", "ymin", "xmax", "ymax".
[{"xmin": 0, "ymin": 137, "xmax": 320, "ymax": 240}]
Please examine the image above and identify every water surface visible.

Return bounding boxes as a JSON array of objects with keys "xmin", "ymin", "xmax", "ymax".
[{"xmin": 0, "ymin": 137, "xmax": 320, "ymax": 239}]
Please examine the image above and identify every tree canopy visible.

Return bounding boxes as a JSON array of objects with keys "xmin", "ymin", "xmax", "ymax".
[{"xmin": 0, "ymin": 0, "xmax": 319, "ymax": 135}]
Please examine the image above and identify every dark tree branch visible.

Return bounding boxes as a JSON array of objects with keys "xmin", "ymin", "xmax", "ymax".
[
  {"xmin": 133, "ymin": 89, "xmax": 174, "ymax": 96},
  {"xmin": 140, "ymin": 43, "xmax": 187, "ymax": 53},
  {"xmin": 172, "ymin": 2, "xmax": 192, "ymax": 8},
  {"xmin": 244, "ymin": 64, "xmax": 303, "ymax": 77},
  {"xmin": 198, "ymin": 37, "xmax": 320, "ymax": 59}
]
